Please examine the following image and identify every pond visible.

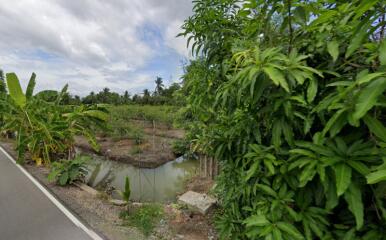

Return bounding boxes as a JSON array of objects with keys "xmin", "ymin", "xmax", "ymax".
[{"xmin": 85, "ymin": 155, "xmax": 199, "ymax": 203}]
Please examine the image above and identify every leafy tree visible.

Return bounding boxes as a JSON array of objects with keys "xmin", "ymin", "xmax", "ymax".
[
  {"xmin": 142, "ymin": 88, "xmax": 151, "ymax": 104},
  {"xmin": 154, "ymin": 76, "xmax": 164, "ymax": 96},
  {"xmin": 0, "ymin": 69, "xmax": 6, "ymax": 93},
  {"xmin": 82, "ymin": 91, "xmax": 96, "ymax": 104},
  {"xmin": 122, "ymin": 90, "xmax": 131, "ymax": 104},
  {"xmin": 181, "ymin": 0, "xmax": 386, "ymax": 239}
]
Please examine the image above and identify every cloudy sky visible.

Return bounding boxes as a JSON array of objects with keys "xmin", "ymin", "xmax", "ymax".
[{"xmin": 0, "ymin": 0, "xmax": 192, "ymax": 96}]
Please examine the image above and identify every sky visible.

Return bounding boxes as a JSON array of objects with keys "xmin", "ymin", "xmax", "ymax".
[{"xmin": 0, "ymin": 0, "xmax": 192, "ymax": 96}]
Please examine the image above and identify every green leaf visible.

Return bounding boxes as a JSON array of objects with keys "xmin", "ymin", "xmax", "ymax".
[
  {"xmin": 367, "ymin": 170, "xmax": 386, "ymax": 184},
  {"xmin": 83, "ymin": 110, "xmax": 109, "ymax": 122},
  {"xmin": 244, "ymin": 215, "xmax": 270, "ymax": 227},
  {"xmin": 69, "ymin": 168, "xmax": 79, "ymax": 181},
  {"xmin": 277, "ymin": 222, "xmax": 304, "ymax": 240},
  {"xmin": 353, "ymin": 78, "xmax": 386, "ymax": 120},
  {"xmin": 327, "ymin": 41, "xmax": 339, "ymax": 62},
  {"xmin": 25, "ymin": 72, "xmax": 36, "ymax": 99},
  {"xmin": 347, "ymin": 160, "xmax": 370, "ymax": 176},
  {"xmin": 55, "ymin": 84, "xmax": 68, "ymax": 105},
  {"xmin": 325, "ymin": 179, "xmax": 339, "ymax": 210},
  {"xmin": 264, "ymin": 159, "xmax": 275, "ymax": 175},
  {"xmin": 343, "ymin": 229, "xmax": 356, "ymax": 240},
  {"xmin": 281, "ymin": 119, "xmax": 294, "ymax": 146},
  {"xmin": 6, "ymin": 73, "xmax": 26, "ymax": 107},
  {"xmin": 355, "ymin": 72, "xmax": 385, "ymax": 85},
  {"xmin": 299, "ymin": 162, "xmax": 317, "ymax": 187},
  {"xmin": 245, "ymin": 162, "xmax": 259, "ymax": 181},
  {"xmin": 322, "ymin": 109, "xmax": 346, "ymax": 137},
  {"xmin": 334, "ymin": 163, "xmax": 352, "ymax": 196},
  {"xmin": 344, "ymin": 183, "xmax": 364, "ymax": 230},
  {"xmin": 353, "ymin": 0, "xmax": 378, "ymax": 20},
  {"xmin": 345, "ymin": 24, "xmax": 368, "ymax": 58},
  {"xmin": 263, "ymin": 66, "xmax": 289, "ymax": 92},
  {"xmin": 257, "ymin": 184, "xmax": 278, "ymax": 198},
  {"xmin": 380, "ymin": 39, "xmax": 386, "ymax": 66},
  {"xmin": 272, "ymin": 228, "xmax": 282, "ymax": 240},
  {"xmin": 272, "ymin": 119, "xmax": 282, "ymax": 149},
  {"xmin": 363, "ymin": 115, "xmax": 386, "ymax": 142},
  {"xmin": 307, "ymin": 79, "xmax": 318, "ymax": 103},
  {"xmin": 59, "ymin": 172, "xmax": 69, "ymax": 186}
]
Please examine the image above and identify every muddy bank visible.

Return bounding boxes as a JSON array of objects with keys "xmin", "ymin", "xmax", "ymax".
[{"xmin": 75, "ymin": 135, "xmax": 176, "ymax": 168}]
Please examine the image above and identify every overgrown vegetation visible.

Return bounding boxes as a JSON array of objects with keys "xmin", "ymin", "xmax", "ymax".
[
  {"xmin": 109, "ymin": 105, "xmax": 181, "ymax": 127},
  {"xmin": 47, "ymin": 155, "xmax": 90, "ymax": 186},
  {"xmin": 181, "ymin": 0, "xmax": 386, "ymax": 239},
  {"xmin": 171, "ymin": 139, "xmax": 190, "ymax": 156},
  {"xmin": 120, "ymin": 203, "xmax": 164, "ymax": 236},
  {"xmin": 0, "ymin": 72, "xmax": 107, "ymax": 164}
]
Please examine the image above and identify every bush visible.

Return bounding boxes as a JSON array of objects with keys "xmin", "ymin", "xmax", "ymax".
[
  {"xmin": 171, "ymin": 139, "xmax": 189, "ymax": 156},
  {"xmin": 182, "ymin": 0, "xmax": 386, "ymax": 239},
  {"xmin": 47, "ymin": 155, "xmax": 90, "ymax": 186},
  {"xmin": 108, "ymin": 119, "xmax": 144, "ymax": 144},
  {"xmin": 120, "ymin": 204, "xmax": 163, "ymax": 236}
]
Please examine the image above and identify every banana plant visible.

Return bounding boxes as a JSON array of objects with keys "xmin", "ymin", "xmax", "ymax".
[{"xmin": 1, "ymin": 72, "xmax": 107, "ymax": 165}]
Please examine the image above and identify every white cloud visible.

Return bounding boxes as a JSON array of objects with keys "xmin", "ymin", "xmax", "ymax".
[
  {"xmin": 0, "ymin": 0, "xmax": 192, "ymax": 95},
  {"xmin": 165, "ymin": 19, "xmax": 192, "ymax": 58}
]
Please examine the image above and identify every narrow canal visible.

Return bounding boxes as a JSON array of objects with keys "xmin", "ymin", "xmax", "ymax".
[{"xmin": 85, "ymin": 156, "xmax": 198, "ymax": 202}]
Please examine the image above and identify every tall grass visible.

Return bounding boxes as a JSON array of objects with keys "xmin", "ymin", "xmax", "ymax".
[{"xmin": 109, "ymin": 104, "xmax": 181, "ymax": 127}]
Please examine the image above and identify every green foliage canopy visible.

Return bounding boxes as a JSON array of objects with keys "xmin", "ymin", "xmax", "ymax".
[{"xmin": 181, "ymin": 0, "xmax": 386, "ymax": 239}]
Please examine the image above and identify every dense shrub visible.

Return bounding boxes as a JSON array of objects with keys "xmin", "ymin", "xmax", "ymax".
[
  {"xmin": 0, "ymin": 73, "xmax": 107, "ymax": 164},
  {"xmin": 47, "ymin": 155, "xmax": 90, "ymax": 186},
  {"xmin": 181, "ymin": 0, "xmax": 386, "ymax": 239},
  {"xmin": 120, "ymin": 203, "xmax": 163, "ymax": 236}
]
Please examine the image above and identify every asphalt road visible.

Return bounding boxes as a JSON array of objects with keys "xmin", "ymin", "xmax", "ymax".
[{"xmin": 0, "ymin": 148, "xmax": 98, "ymax": 240}]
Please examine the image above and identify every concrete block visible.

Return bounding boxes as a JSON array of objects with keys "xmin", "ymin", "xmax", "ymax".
[{"xmin": 178, "ymin": 191, "xmax": 216, "ymax": 215}]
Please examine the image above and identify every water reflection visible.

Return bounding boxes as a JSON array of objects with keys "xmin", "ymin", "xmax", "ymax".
[{"xmin": 85, "ymin": 156, "xmax": 198, "ymax": 202}]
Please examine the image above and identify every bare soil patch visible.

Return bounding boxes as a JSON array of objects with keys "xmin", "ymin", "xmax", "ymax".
[{"xmin": 76, "ymin": 135, "xmax": 176, "ymax": 168}]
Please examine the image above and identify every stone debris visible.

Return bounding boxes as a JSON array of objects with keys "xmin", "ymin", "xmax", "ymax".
[
  {"xmin": 110, "ymin": 199, "xmax": 127, "ymax": 206},
  {"xmin": 178, "ymin": 191, "xmax": 217, "ymax": 215},
  {"xmin": 74, "ymin": 183, "xmax": 99, "ymax": 196}
]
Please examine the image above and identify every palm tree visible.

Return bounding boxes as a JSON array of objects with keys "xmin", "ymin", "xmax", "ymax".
[
  {"xmin": 123, "ymin": 90, "xmax": 130, "ymax": 104},
  {"xmin": 142, "ymin": 89, "xmax": 151, "ymax": 104},
  {"xmin": 154, "ymin": 76, "xmax": 164, "ymax": 96}
]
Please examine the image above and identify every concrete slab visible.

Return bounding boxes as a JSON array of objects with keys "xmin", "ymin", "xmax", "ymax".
[{"xmin": 178, "ymin": 191, "xmax": 216, "ymax": 215}]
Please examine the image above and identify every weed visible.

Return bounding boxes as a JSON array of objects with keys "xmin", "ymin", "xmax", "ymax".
[
  {"xmin": 130, "ymin": 146, "xmax": 143, "ymax": 155},
  {"xmin": 171, "ymin": 139, "xmax": 189, "ymax": 156},
  {"xmin": 120, "ymin": 203, "xmax": 164, "ymax": 236},
  {"xmin": 47, "ymin": 155, "xmax": 90, "ymax": 185}
]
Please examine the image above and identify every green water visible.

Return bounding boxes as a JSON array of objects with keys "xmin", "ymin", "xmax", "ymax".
[{"xmin": 85, "ymin": 156, "xmax": 198, "ymax": 202}]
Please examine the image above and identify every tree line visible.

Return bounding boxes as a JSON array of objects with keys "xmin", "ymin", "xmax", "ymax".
[{"xmin": 0, "ymin": 72, "xmax": 182, "ymax": 106}]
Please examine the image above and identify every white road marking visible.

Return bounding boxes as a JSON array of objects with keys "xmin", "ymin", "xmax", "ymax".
[{"xmin": 0, "ymin": 146, "xmax": 104, "ymax": 240}]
